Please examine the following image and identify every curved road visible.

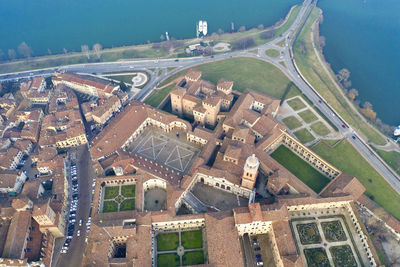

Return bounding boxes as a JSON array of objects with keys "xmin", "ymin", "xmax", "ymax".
[{"xmin": 1, "ymin": 0, "xmax": 399, "ymax": 197}]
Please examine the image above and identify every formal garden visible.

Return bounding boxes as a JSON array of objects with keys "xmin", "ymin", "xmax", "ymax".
[
  {"xmin": 101, "ymin": 184, "xmax": 136, "ymax": 213},
  {"xmin": 156, "ymin": 229, "xmax": 206, "ymax": 266},
  {"xmin": 321, "ymin": 220, "xmax": 347, "ymax": 242},
  {"xmin": 330, "ymin": 245, "xmax": 357, "ymax": 267},
  {"xmin": 304, "ymin": 248, "xmax": 330, "ymax": 267},
  {"xmin": 296, "ymin": 223, "xmax": 322, "ymax": 245}
]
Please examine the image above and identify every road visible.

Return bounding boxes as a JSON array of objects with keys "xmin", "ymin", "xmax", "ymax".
[
  {"xmin": 0, "ymin": 1, "xmax": 399, "ymax": 201},
  {"xmin": 51, "ymin": 145, "xmax": 94, "ymax": 267}
]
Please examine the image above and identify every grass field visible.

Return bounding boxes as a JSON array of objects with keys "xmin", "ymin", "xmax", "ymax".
[
  {"xmin": 282, "ymin": 116, "xmax": 302, "ymax": 130},
  {"xmin": 104, "ymin": 186, "xmax": 119, "ymax": 200},
  {"xmin": 312, "ymin": 139, "xmax": 400, "ymax": 220},
  {"xmin": 144, "ymin": 84, "xmax": 175, "ymax": 107},
  {"xmin": 293, "ymin": 7, "xmax": 386, "ymax": 146},
  {"xmin": 157, "ymin": 253, "xmax": 180, "ymax": 267},
  {"xmin": 310, "ymin": 122, "xmax": 330, "ymax": 136},
  {"xmin": 181, "ymin": 230, "xmax": 203, "ymax": 249},
  {"xmin": 102, "ymin": 200, "xmax": 118, "ymax": 213},
  {"xmin": 298, "ymin": 109, "xmax": 318, "ymax": 124},
  {"xmin": 182, "ymin": 251, "xmax": 204, "ymax": 266},
  {"xmin": 373, "ymin": 148, "xmax": 400, "ymax": 176},
  {"xmin": 294, "ymin": 128, "xmax": 315, "ymax": 143},
  {"xmin": 120, "ymin": 199, "xmax": 135, "ymax": 211},
  {"xmin": 287, "ymin": 97, "xmax": 306, "ymax": 111},
  {"xmin": 121, "ymin": 184, "xmax": 136, "ymax": 198},
  {"xmin": 157, "ymin": 233, "xmax": 179, "ymax": 251},
  {"xmin": 265, "ymin": 49, "xmax": 280, "ymax": 58},
  {"xmin": 271, "ymin": 145, "xmax": 330, "ymax": 193}
]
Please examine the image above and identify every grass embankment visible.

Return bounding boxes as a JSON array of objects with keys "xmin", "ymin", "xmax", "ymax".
[
  {"xmin": 312, "ymin": 139, "xmax": 400, "ymax": 220},
  {"xmin": 0, "ymin": 46, "xmax": 168, "ymax": 74},
  {"xmin": 293, "ymin": 7, "xmax": 386, "ymax": 146},
  {"xmin": 373, "ymin": 148, "xmax": 400, "ymax": 176},
  {"xmin": 271, "ymin": 145, "xmax": 330, "ymax": 193},
  {"xmin": 146, "ymin": 57, "xmax": 301, "ymax": 107}
]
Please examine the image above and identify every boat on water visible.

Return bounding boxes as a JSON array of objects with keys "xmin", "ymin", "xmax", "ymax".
[
  {"xmin": 198, "ymin": 20, "xmax": 203, "ymax": 33},
  {"xmin": 394, "ymin": 125, "xmax": 400, "ymax": 137},
  {"xmin": 202, "ymin": 21, "xmax": 208, "ymax": 36}
]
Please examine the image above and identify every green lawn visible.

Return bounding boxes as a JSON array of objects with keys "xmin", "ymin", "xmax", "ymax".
[
  {"xmin": 105, "ymin": 75, "xmax": 135, "ymax": 84},
  {"xmin": 293, "ymin": 7, "xmax": 386, "ymax": 146},
  {"xmin": 310, "ymin": 122, "xmax": 330, "ymax": 136},
  {"xmin": 104, "ymin": 186, "xmax": 119, "ymax": 200},
  {"xmin": 157, "ymin": 233, "xmax": 179, "ymax": 251},
  {"xmin": 298, "ymin": 109, "xmax": 318, "ymax": 124},
  {"xmin": 102, "ymin": 200, "xmax": 118, "ymax": 213},
  {"xmin": 182, "ymin": 251, "xmax": 204, "ymax": 266},
  {"xmin": 265, "ymin": 49, "xmax": 280, "ymax": 58},
  {"xmin": 271, "ymin": 145, "xmax": 330, "ymax": 193},
  {"xmin": 312, "ymin": 139, "xmax": 400, "ymax": 220},
  {"xmin": 157, "ymin": 253, "xmax": 180, "ymax": 267},
  {"xmin": 294, "ymin": 128, "xmax": 315, "ymax": 143},
  {"xmin": 121, "ymin": 184, "xmax": 136, "ymax": 198},
  {"xmin": 282, "ymin": 116, "xmax": 302, "ymax": 130},
  {"xmin": 120, "ymin": 199, "xmax": 135, "ymax": 211},
  {"xmin": 181, "ymin": 230, "xmax": 203, "ymax": 249},
  {"xmin": 286, "ymin": 98, "xmax": 306, "ymax": 111},
  {"xmin": 144, "ymin": 84, "xmax": 175, "ymax": 107},
  {"xmin": 373, "ymin": 148, "xmax": 400, "ymax": 176},
  {"xmin": 277, "ymin": 39, "xmax": 285, "ymax": 47}
]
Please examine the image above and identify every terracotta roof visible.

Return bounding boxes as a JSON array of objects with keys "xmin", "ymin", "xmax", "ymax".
[
  {"xmin": 217, "ymin": 79, "xmax": 234, "ymax": 92},
  {"xmin": 185, "ymin": 69, "xmax": 202, "ymax": 81},
  {"xmin": 2, "ymin": 210, "xmax": 31, "ymax": 259}
]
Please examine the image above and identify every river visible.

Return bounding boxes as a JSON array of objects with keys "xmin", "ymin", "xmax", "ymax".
[
  {"xmin": 0, "ymin": 0, "xmax": 300, "ymax": 56},
  {"xmin": 318, "ymin": 0, "xmax": 400, "ymax": 126}
]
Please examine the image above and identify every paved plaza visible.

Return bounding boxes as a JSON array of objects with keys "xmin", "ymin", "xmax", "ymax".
[{"xmin": 127, "ymin": 127, "xmax": 201, "ymax": 174}]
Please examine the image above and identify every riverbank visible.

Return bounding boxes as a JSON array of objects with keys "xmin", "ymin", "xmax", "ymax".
[{"xmin": 0, "ymin": 4, "xmax": 300, "ymax": 75}]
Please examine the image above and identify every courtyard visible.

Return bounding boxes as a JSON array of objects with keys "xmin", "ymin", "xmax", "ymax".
[
  {"xmin": 156, "ymin": 229, "xmax": 206, "ymax": 266},
  {"xmin": 291, "ymin": 215, "xmax": 362, "ymax": 267},
  {"xmin": 144, "ymin": 187, "xmax": 167, "ymax": 211},
  {"xmin": 126, "ymin": 127, "xmax": 201, "ymax": 174},
  {"xmin": 101, "ymin": 184, "xmax": 136, "ymax": 213}
]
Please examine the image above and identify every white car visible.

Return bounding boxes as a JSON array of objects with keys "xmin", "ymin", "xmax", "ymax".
[
  {"xmin": 77, "ymin": 230, "xmax": 81, "ymax": 237},
  {"xmin": 85, "ymin": 236, "xmax": 88, "ymax": 243},
  {"xmin": 61, "ymin": 249, "xmax": 67, "ymax": 254},
  {"xmin": 79, "ymin": 219, "xmax": 83, "ymax": 226}
]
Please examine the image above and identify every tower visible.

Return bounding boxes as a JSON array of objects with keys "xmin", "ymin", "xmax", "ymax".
[{"xmin": 241, "ymin": 154, "xmax": 260, "ymax": 190}]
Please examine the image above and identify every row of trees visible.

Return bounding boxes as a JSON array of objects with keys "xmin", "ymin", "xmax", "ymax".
[
  {"xmin": 0, "ymin": 41, "xmax": 32, "ymax": 61},
  {"xmin": 80, "ymin": 43, "xmax": 103, "ymax": 59}
]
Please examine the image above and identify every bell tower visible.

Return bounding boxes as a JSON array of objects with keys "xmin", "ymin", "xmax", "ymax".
[{"xmin": 241, "ymin": 154, "xmax": 260, "ymax": 190}]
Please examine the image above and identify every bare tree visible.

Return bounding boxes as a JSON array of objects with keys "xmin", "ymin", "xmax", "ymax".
[
  {"xmin": 160, "ymin": 34, "xmax": 165, "ymax": 41},
  {"xmin": 8, "ymin": 49, "xmax": 16, "ymax": 60},
  {"xmin": 18, "ymin": 42, "xmax": 32, "ymax": 58},
  {"xmin": 336, "ymin": 68, "xmax": 350, "ymax": 82},
  {"xmin": 238, "ymin": 26, "xmax": 246, "ymax": 32},
  {"xmin": 217, "ymin": 28, "xmax": 224, "ymax": 35},
  {"xmin": 257, "ymin": 24, "xmax": 264, "ymax": 30},
  {"xmin": 232, "ymin": 36, "xmax": 255, "ymax": 50},
  {"xmin": 348, "ymin": 88, "xmax": 359, "ymax": 100},
  {"xmin": 81, "ymin": 45, "xmax": 90, "ymax": 59},
  {"xmin": 63, "ymin": 48, "xmax": 68, "ymax": 54},
  {"xmin": 260, "ymin": 29, "xmax": 275, "ymax": 40},
  {"xmin": 93, "ymin": 43, "xmax": 102, "ymax": 58},
  {"xmin": 211, "ymin": 32, "xmax": 219, "ymax": 41},
  {"xmin": 319, "ymin": 36, "xmax": 326, "ymax": 48},
  {"xmin": 47, "ymin": 48, "xmax": 52, "ymax": 55},
  {"xmin": 0, "ymin": 49, "xmax": 4, "ymax": 61},
  {"xmin": 363, "ymin": 101, "xmax": 373, "ymax": 110}
]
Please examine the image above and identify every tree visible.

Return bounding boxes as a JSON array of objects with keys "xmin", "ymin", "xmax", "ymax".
[
  {"xmin": 319, "ymin": 36, "xmax": 326, "ymax": 48},
  {"xmin": 63, "ymin": 48, "xmax": 68, "ymax": 54},
  {"xmin": 232, "ymin": 36, "xmax": 255, "ymax": 50},
  {"xmin": 204, "ymin": 46, "xmax": 213, "ymax": 56},
  {"xmin": 18, "ymin": 42, "xmax": 32, "ymax": 58},
  {"xmin": 160, "ymin": 34, "xmax": 165, "ymax": 41},
  {"xmin": 257, "ymin": 24, "xmax": 264, "ymax": 30},
  {"xmin": 347, "ymin": 88, "xmax": 358, "ymax": 100},
  {"xmin": 238, "ymin": 26, "xmax": 246, "ymax": 32},
  {"xmin": 119, "ymin": 81, "xmax": 129, "ymax": 92},
  {"xmin": 0, "ymin": 49, "xmax": 4, "ymax": 61},
  {"xmin": 363, "ymin": 101, "xmax": 373, "ymax": 109},
  {"xmin": 81, "ymin": 45, "xmax": 90, "ymax": 59},
  {"xmin": 93, "ymin": 43, "xmax": 102, "ymax": 58},
  {"xmin": 47, "ymin": 48, "xmax": 52, "ymax": 55},
  {"xmin": 217, "ymin": 28, "xmax": 224, "ymax": 35},
  {"xmin": 336, "ymin": 68, "xmax": 350, "ymax": 82},
  {"xmin": 297, "ymin": 40, "xmax": 307, "ymax": 54},
  {"xmin": 260, "ymin": 29, "xmax": 275, "ymax": 40},
  {"xmin": 360, "ymin": 101, "xmax": 376, "ymax": 121},
  {"xmin": 211, "ymin": 32, "xmax": 219, "ymax": 41},
  {"xmin": 8, "ymin": 49, "xmax": 16, "ymax": 60}
]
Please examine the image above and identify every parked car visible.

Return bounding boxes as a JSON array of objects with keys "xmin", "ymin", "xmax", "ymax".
[
  {"xmin": 77, "ymin": 230, "xmax": 81, "ymax": 237},
  {"xmin": 79, "ymin": 219, "xmax": 83, "ymax": 226}
]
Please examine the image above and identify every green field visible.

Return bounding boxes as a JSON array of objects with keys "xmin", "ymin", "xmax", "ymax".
[
  {"xmin": 157, "ymin": 233, "xmax": 180, "ymax": 251},
  {"xmin": 104, "ymin": 186, "xmax": 119, "ymax": 199},
  {"xmin": 287, "ymin": 97, "xmax": 306, "ymax": 111},
  {"xmin": 294, "ymin": 128, "xmax": 315, "ymax": 143},
  {"xmin": 282, "ymin": 116, "xmax": 302, "ymax": 130},
  {"xmin": 102, "ymin": 200, "xmax": 118, "ymax": 213},
  {"xmin": 157, "ymin": 253, "xmax": 180, "ymax": 267},
  {"xmin": 373, "ymin": 148, "xmax": 400, "ymax": 176},
  {"xmin": 312, "ymin": 139, "xmax": 400, "ymax": 220},
  {"xmin": 265, "ymin": 49, "xmax": 280, "ymax": 58},
  {"xmin": 271, "ymin": 145, "xmax": 330, "ymax": 193},
  {"xmin": 298, "ymin": 109, "xmax": 318, "ymax": 124},
  {"xmin": 293, "ymin": 7, "xmax": 386, "ymax": 146},
  {"xmin": 310, "ymin": 122, "xmax": 330, "ymax": 136},
  {"xmin": 121, "ymin": 184, "xmax": 136, "ymax": 197},
  {"xmin": 181, "ymin": 230, "xmax": 203, "ymax": 249},
  {"xmin": 120, "ymin": 199, "xmax": 135, "ymax": 211},
  {"xmin": 144, "ymin": 84, "xmax": 175, "ymax": 107},
  {"xmin": 182, "ymin": 251, "xmax": 205, "ymax": 266}
]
